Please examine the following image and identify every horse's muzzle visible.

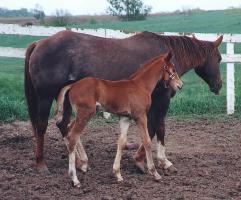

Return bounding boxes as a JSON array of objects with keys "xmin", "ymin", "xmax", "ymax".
[{"xmin": 210, "ymin": 81, "xmax": 222, "ymax": 95}]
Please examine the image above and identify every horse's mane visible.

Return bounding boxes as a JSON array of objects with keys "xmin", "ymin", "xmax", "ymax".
[{"xmin": 157, "ymin": 34, "xmax": 214, "ymax": 67}]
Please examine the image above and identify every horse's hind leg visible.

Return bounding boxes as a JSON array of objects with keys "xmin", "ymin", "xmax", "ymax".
[
  {"xmin": 35, "ymin": 97, "xmax": 53, "ymax": 174},
  {"xmin": 113, "ymin": 117, "xmax": 130, "ymax": 182},
  {"xmin": 75, "ymin": 138, "xmax": 88, "ymax": 172},
  {"xmin": 63, "ymin": 119, "xmax": 89, "ymax": 172},
  {"xmin": 65, "ymin": 107, "xmax": 95, "ymax": 187}
]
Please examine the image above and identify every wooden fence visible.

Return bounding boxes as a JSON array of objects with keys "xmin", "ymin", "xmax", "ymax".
[{"xmin": 0, "ymin": 23, "xmax": 241, "ymax": 114}]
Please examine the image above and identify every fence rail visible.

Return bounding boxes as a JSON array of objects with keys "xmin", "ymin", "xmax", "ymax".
[{"xmin": 0, "ymin": 23, "xmax": 240, "ymax": 114}]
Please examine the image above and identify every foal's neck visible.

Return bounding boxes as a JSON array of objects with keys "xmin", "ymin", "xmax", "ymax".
[{"xmin": 131, "ymin": 58, "xmax": 164, "ymax": 94}]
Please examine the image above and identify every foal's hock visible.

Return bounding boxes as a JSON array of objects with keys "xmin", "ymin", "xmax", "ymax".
[{"xmin": 55, "ymin": 52, "xmax": 183, "ymax": 187}]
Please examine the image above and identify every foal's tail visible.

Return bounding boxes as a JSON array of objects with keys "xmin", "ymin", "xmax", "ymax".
[
  {"xmin": 24, "ymin": 42, "xmax": 37, "ymax": 130},
  {"xmin": 55, "ymin": 85, "xmax": 72, "ymax": 123}
]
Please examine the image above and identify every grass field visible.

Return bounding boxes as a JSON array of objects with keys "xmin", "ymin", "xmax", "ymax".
[
  {"xmin": 0, "ymin": 9, "xmax": 241, "ymax": 122},
  {"xmin": 74, "ymin": 9, "xmax": 241, "ymax": 33}
]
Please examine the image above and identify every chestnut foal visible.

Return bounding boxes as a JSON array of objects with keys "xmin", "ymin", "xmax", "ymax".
[{"xmin": 55, "ymin": 52, "xmax": 183, "ymax": 187}]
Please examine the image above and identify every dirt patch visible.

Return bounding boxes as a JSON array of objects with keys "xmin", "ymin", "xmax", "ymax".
[{"xmin": 0, "ymin": 118, "xmax": 241, "ymax": 199}]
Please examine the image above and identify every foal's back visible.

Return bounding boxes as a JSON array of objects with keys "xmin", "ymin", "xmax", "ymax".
[{"xmin": 68, "ymin": 77, "xmax": 149, "ymax": 116}]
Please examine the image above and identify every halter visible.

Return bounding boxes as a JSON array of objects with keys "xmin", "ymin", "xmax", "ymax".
[{"xmin": 163, "ymin": 63, "xmax": 176, "ymax": 88}]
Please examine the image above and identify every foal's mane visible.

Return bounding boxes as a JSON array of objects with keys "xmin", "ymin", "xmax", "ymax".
[
  {"xmin": 129, "ymin": 55, "xmax": 164, "ymax": 79},
  {"xmin": 157, "ymin": 33, "xmax": 214, "ymax": 67}
]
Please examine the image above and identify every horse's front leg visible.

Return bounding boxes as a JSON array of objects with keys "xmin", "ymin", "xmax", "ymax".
[
  {"xmin": 134, "ymin": 87, "xmax": 177, "ymax": 174},
  {"xmin": 156, "ymin": 119, "xmax": 177, "ymax": 174}
]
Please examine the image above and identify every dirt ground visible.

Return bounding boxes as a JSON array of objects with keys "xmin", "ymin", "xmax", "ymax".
[{"xmin": 0, "ymin": 117, "xmax": 241, "ymax": 200}]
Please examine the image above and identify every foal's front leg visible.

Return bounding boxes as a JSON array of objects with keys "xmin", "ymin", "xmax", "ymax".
[
  {"xmin": 113, "ymin": 117, "xmax": 130, "ymax": 182},
  {"xmin": 136, "ymin": 116, "xmax": 161, "ymax": 181}
]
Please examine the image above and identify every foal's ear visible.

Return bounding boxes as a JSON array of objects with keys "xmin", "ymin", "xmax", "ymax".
[
  {"xmin": 214, "ymin": 35, "xmax": 223, "ymax": 47},
  {"xmin": 164, "ymin": 51, "xmax": 173, "ymax": 63}
]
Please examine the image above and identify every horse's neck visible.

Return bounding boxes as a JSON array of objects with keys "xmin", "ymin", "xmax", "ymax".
[
  {"xmin": 177, "ymin": 58, "xmax": 204, "ymax": 76},
  {"xmin": 132, "ymin": 60, "xmax": 163, "ymax": 93}
]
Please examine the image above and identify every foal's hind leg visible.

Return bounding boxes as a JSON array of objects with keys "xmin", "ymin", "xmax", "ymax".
[
  {"xmin": 75, "ymin": 138, "xmax": 88, "ymax": 172},
  {"xmin": 136, "ymin": 116, "xmax": 161, "ymax": 181},
  {"xmin": 113, "ymin": 117, "xmax": 130, "ymax": 182},
  {"xmin": 64, "ymin": 120, "xmax": 89, "ymax": 172},
  {"xmin": 66, "ymin": 107, "xmax": 95, "ymax": 187}
]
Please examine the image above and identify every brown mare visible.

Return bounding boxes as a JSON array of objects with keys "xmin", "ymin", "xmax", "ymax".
[
  {"xmin": 25, "ymin": 30, "xmax": 223, "ymax": 174},
  {"xmin": 55, "ymin": 52, "xmax": 183, "ymax": 186}
]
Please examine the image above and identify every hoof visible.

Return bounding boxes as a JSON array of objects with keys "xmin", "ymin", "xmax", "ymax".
[
  {"xmin": 124, "ymin": 143, "xmax": 139, "ymax": 150},
  {"xmin": 154, "ymin": 174, "xmax": 162, "ymax": 182},
  {"xmin": 80, "ymin": 164, "xmax": 88, "ymax": 173},
  {"xmin": 36, "ymin": 164, "xmax": 50, "ymax": 175},
  {"xmin": 163, "ymin": 165, "xmax": 178, "ymax": 176},
  {"xmin": 117, "ymin": 176, "xmax": 124, "ymax": 182},
  {"xmin": 134, "ymin": 159, "xmax": 146, "ymax": 173},
  {"xmin": 73, "ymin": 181, "xmax": 81, "ymax": 188}
]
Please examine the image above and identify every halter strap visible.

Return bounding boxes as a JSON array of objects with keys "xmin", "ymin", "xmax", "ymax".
[{"xmin": 163, "ymin": 63, "xmax": 176, "ymax": 88}]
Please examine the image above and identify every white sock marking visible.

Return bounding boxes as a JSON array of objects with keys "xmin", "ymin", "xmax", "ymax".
[{"xmin": 157, "ymin": 141, "xmax": 173, "ymax": 169}]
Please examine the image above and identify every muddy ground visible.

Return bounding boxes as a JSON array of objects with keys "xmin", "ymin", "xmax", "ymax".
[{"xmin": 0, "ymin": 117, "xmax": 241, "ymax": 200}]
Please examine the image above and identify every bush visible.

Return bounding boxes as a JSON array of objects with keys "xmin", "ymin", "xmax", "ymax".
[{"xmin": 52, "ymin": 9, "xmax": 71, "ymax": 26}]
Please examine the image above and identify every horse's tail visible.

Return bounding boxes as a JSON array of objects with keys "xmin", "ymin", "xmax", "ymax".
[
  {"xmin": 55, "ymin": 85, "xmax": 72, "ymax": 123},
  {"xmin": 24, "ymin": 42, "xmax": 37, "ymax": 130}
]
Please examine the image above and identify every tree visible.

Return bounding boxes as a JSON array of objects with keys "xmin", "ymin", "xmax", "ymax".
[
  {"xmin": 52, "ymin": 9, "xmax": 71, "ymax": 26},
  {"xmin": 32, "ymin": 4, "xmax": 45, "ymax": 23},
  {"xmin": 107, "ymin": 0, "xmax": 152, "ymax": 21}
]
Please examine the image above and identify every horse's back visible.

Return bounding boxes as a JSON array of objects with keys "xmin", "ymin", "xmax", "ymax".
[{"xmin": 28, "ymin": 30, "xmax": 161, "ymax": 97}]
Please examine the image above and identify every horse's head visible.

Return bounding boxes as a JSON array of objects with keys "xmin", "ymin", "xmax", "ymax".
[
  {"xmin": 194, "ymin": 35, "xmax": 223, "ymax": 95},
  {"xmin": 163, "ymin": 52, "xmax": 183, "ymax": 92}
]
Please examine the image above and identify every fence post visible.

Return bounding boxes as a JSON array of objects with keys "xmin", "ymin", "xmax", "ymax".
[{"xmin": 226, "ymin": 42, "xmax": 235, "ymax": 114}]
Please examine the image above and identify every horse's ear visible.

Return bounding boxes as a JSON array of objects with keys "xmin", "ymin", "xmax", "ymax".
[
  {"xmin": 164, "ymin": 51, "xmax": 173, "ymax": 62},
  {"xmin": 214, "ymin": 35, "xmax": 223, "ymax": 47}
]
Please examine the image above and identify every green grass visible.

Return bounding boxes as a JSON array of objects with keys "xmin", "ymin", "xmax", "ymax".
[
  {"xmin": 0, "ymin": 34, "xmax": 46, "ymax": 48},
  {"xmin": 0, "ymin": 57, "xmax": 26, "ymax": 122},
  {"xmin": 73, "ymin": 9, "xmax": 241, "ymax": 33}
]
